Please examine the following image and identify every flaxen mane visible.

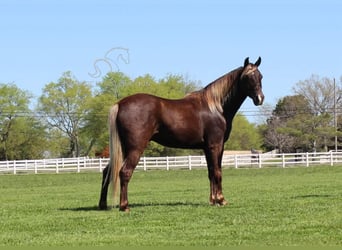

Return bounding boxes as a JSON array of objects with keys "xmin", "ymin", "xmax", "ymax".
[{"xmin": 201, "ymin": 67, "xmax": 243, "ymax": 113}]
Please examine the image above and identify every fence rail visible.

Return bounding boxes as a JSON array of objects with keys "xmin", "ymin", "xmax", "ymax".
[{"xmin": 1, "ymin": 151, "xmax": 342, "ymax": 174}]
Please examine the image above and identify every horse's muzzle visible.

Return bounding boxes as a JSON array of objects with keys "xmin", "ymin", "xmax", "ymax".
[{"xmin": 252, "ymin": 93, "xmax": 264, "ymax": 106}]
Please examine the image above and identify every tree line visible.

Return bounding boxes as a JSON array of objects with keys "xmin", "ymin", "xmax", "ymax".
[
  {"xmin": 261, "ymin": 75, "xmax": 342, "ymax": 153},
  {"xmin": 0, "ymin": 72, "xmax": 341, "ymax": 160}
]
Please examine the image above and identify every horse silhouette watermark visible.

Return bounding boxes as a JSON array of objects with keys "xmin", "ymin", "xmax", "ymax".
[{"xmin": 89, "ymin": 47, "xmax": 130, "ymax": 79}]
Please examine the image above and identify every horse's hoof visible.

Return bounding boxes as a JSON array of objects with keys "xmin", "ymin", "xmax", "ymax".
[
  {"xmin": 119, "ymin": 203, "xmax": 130, "ymax": 212},
  {"xmin": 119, "ymin": 207, "xmax": 130, "ymax": 213},
  {"xmin": 218, "ymin": 199, "xmax": 228, "ymax": 206},
  {"xmin": 98, "ymin": 201, "xmax": 108, "ymax": 210},
  {"xmin": 209, "ymin": 199, "xmax": 229, "ymax": 206}
]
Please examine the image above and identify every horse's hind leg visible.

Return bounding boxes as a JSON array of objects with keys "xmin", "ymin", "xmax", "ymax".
[
  {"xmin": 98, "ymin": 164, "xmax": 110, "ymax": 210},
  {"xmin": 119, "ymin": 150, "xmax": 141, "ymax": 212}
]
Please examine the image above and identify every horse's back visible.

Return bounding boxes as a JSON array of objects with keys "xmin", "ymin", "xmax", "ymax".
[
  {"xmin": 117, "ymin": 93, "xmax": 162, "ymax": 128},
  {"xmin": 117, "ymin": 92, "xmax": 201, "ymax": 116}
]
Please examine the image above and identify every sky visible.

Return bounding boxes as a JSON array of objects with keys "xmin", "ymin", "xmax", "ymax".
[{"xmin": 1, "ymin": 0, "xmax": 341, "ymax": 122}]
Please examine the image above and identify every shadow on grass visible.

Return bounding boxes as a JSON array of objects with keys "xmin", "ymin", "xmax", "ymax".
[
  {"xmin": 59, "ymin": 201, "xmax": 206, "ymax": 212},
  {"xmin": 59, "ymin": 206, "xmax": 101, "ymax": 212},
  {"xmin": 292, "ymin": 194, "xmax": 334, "ymax": 199}
]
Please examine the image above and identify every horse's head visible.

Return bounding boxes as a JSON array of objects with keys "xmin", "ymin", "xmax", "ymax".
[{"xmin": 240, "ymin": 57, "xmax": 264, "ymax": 106}]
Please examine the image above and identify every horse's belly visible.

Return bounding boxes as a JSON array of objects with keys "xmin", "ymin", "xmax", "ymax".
[{"xmin": 151, "ymin": 128, "xmax": 204, "ymax": 149}]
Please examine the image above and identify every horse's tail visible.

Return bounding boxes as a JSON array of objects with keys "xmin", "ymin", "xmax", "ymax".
[{"xmin": 107, "ymin": 104, "xmax": 123, "ymax": 206}]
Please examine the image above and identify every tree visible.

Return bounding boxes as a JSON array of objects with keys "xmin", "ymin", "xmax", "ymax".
[
  {"xmin": 0, "ymin": 83, "xmax": 46, "ymax": 160},
  {"xmin": 262, "ymin": 95, "xmax": 314, "ymax": 152},
  {"xmin": 292, "ymin": 75, "xmax": 342, "ymax": 151},
  {"xmin": 224, "ymin": 113, "xmax": 262, "ymax": 150},
  {"xmin": 38, "ymin": 72, "xmax": 92, "ymax": 157},
  {"xmin": 158, "ymin": 74, "xmax": 199, "ymax": 98},
  {"xmin": 293, "ymin": 75, "xmax": 341, "ymax": 115},
  {"xmin": 263, "ymin": 92, "xmax": 339, "ymax": 153},
  {"xmin": 43, "ymin": 128, "xmax": 70, "ymax": 158},
  {"xmin": 126, "ymin": 74, "xmax": 158, "ymax": 96},
  {"xmin": 83, "ymin": 72, "xmax": 132, "ymax": 156},
  {"xmin": 82, "ymin": 93, "xmax": 112, "ymax": 156},
  {"xmin": 96, "ymin": 71, "xmax": 132, "ymax": 99},
  {"xmin": 4, "ymin": 116, "xmax": 47, "ymax": 159},
  {"xmin": 260, "ymin": 117, "xmax": 296, "ymax": 153}
]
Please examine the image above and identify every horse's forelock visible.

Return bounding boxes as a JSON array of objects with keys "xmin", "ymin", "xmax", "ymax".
[{"xmin": 241, "ymin": 65, "xmax": 258, "ymax": 79}]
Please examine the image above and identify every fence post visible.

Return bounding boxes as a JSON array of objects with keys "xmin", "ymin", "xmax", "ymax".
[
  {"xmin": 234, "ymin": 155, "xmax": 238, "ymax": 169},
  {"xmin": 99, "ymin": 158, "xmax": 103, "ymax": 172},
  {"xmin": 166, "ymin": 156, "xmax": 169, "ymax": 170},
  {"xmin": 306, "ymin": 152, "xmax": 309, "ymax": 167},
  {"xmin": 56, "ymin": 160, "xmax": 59, "ymax": 174},
  {"xmin": 34, "ymin": 160, "xmax": 38, "ymax": 174},
  {"xmin": 77, "ymin": 157, "xmax": 81, "ymax": 173},
  {"xmin": 188, "ymin": 155, "xmax": 192, "ymax": 170},
  {"xmin": 330, "ymin": 151, "xmax": 334, "ymax": 166},
  {"xmin": 258, "ymin": 154, "xmax": 262, "ymax": 168},
  {"xmin": 143, "ymin": 156, "xmax": 147, "ymax": 171},
  {"xmin": 282, "ymin": 154, "xmax": 285, "ymax": 168},
  {"xmin": 13, "ymin": 160, "xmax": 16, "ymax": 174}
]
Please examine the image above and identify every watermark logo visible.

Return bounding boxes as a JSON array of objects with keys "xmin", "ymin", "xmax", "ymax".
[{"xmin": 88, "ymin": 47, "xmax": 130, "ymax": 79}]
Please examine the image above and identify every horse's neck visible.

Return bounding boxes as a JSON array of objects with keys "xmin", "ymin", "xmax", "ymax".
[{"xmin": 223, "ymin": 90, "xmax": 247, "ymax": 122}]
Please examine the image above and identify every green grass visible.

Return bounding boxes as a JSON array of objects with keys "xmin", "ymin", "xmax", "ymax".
[{"xmin": 0, "ymin": 166, "xmax": 341, "ymax": 246}]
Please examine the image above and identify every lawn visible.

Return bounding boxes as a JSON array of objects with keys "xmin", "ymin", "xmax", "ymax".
[{"xmin": 0, "ymin": 166, "xmax": 341, "ymax": 246}]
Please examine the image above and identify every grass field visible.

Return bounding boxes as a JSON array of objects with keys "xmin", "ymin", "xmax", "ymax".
[{"xmin": 0, "ymin": 166, "xmax": 341, "ymax": 246}]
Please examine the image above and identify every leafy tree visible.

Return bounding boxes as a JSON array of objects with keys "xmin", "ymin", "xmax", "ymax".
[
  {"xmin": 262, "ymin": 95, "xmax": 314, "ymax": 152},
  {"xmin": 96, "ymin": 71, "xmax": 132, "ymax": 99},
  {"xmin": 43, "ymin": 128, "xmax": 70, "ymax": 158},
  {"xmin": 293, "ymin": 75, "xmax": 341, "ymax": 115},
  {"xmin": 38, "ymin": 71, "xmax": 92, "ymax": 157},
  {"xmin": 82, "ymin": 93, "xmax": 111, "ymax": 156},
  {"xmin": 158, "ymin": 74, "xmax": 199, "ymax": 98},
  {"xmin": 292, "ymin": 75, "xmax": 342, "ymax": 151},
  {"xmin": 83, "ymin": 72, "xmax": 132, "ymax": 156},
  {"xmin": 224, "ymin": 113, "xmax": 262, "ymax": 151},
  {"xmin": 125, "ymin": 74, "xmax": 158, "ymax": 96},
  {"xmin": 0, "ymin": 83, "xmax": 46, "ymax": 160},
  {"xmin": 262, "ymin": 92, "xmax": 340, "ymax": 152},
  {"xmin": 259, "ymin": 118, "xmax": 295, "ymax": 153},
  {"xmin": 4, "ymin": 117, "xmax": 47, "ymax": 159}
]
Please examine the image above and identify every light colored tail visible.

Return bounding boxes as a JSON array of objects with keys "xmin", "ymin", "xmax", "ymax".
[{"xmin": 107, "ymin": 104, "xmax": 123, "ymax": 206}]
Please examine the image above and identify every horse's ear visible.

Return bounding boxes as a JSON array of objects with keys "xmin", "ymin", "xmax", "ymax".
[
  {"xmin": 244, "ymin": 57, "xmax": 249, "ymax": 67},
  {"xmin": 255, "ymin": 57, "xmax": 261, "ymax": 67}
]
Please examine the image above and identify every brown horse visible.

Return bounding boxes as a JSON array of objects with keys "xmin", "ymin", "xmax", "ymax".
[{"xmin": 99, "ymin": 57, "xmax": 264, "ymax": 211}]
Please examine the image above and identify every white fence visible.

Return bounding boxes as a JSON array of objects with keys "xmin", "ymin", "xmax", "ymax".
[{"xmin": 1, "ymin": 151, "xmax": 342, "ymax": 175}]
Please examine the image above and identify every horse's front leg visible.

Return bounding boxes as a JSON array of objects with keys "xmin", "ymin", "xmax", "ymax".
[
  {"xmin": 214, "ymin": 167, "xmax": 228, "ymax": 206},
  {"xmin": 98, "ymin": 164, "xmax": 110, "ymax": 210},
  {"xmin": 208, "ymin": 168, "xmax": 227, "ymax": 206},
  {"xmin": 205, "ymin": 144, "xmax": 228, "ymax": 206}
]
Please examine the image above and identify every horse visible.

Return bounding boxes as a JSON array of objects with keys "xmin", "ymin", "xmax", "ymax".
[{"xmin": 99, "ymin": 57, "xmax": 264, "ymax": 212}]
